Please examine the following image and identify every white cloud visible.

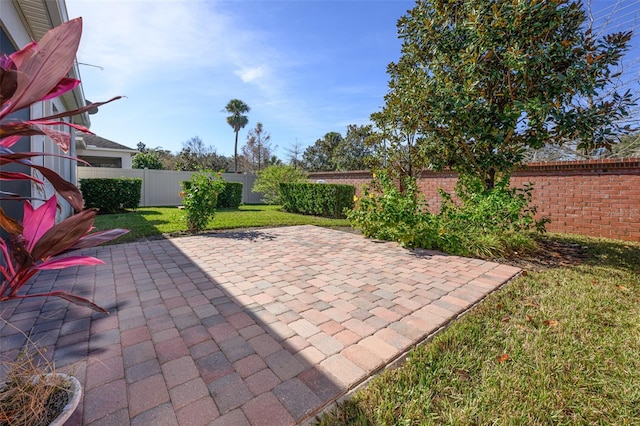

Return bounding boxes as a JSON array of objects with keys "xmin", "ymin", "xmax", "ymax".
[
  {"xmin": 68, "ymin": 1, "xmax": 282, "ymax": 96},
  {"xmin": 70, "ymin": 2, "xmax": 303, "ymax": 105},
  {"xmin": 235, "ymin": 65, "xmax": 267, "ymax": 83}
]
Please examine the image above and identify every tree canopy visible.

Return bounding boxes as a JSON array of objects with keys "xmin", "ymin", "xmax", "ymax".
[
  {"xmin": 175, "ymin": 136, "xmax": 231, "ymax": 171},
  {"xmin": 376, "ymin": 0, "xmax": 634, "ymax": 189},
  {"xmin": 132, "ymin": 151, "xmax": 163, "ymax": 170},
  {"xmin": 242, "ymin": 122, "xmax": 277, "ymax": 172},
  {"xmin": 132, "ymin": 142, "xmax": 163, "ymax": 169},
  {"xmin": 302, "ymin": 125, "xmax": 375, "ymax": 172},
  {"xmin": 252, "ymin": 164, "xmax": 308, "ymax": 205},
  {"xmin": 225, "ymin": 99, "xmax": 250, "ymax": 173},
  {"xmin": 303, "ymin": 132, "xmax": 344, "ymax": 172}
]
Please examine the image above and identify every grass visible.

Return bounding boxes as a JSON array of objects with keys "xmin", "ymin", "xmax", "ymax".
[
  {"xmin": 315, "ymin": 234, "xmax": 640, "ymax": 425},
  {"xmin": 92, "ymin": 204, "xmax": 351, "ymax": 244}
]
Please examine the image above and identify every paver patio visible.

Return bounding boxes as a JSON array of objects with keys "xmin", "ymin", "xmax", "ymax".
[{"xmin": 0, "ymin": 225, "xmax": 520, "ymax": 425}]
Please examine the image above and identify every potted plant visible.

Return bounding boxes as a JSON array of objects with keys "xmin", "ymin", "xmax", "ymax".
[
  {"xmin": 0, "ymin": 17, "xmax": 125, "ymax": 424},
  {"xmin": 0, "ymin": 340, "xmax": 82, "ymax": 426}
]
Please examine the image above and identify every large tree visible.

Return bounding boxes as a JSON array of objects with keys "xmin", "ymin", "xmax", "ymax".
[
  {"xmin": 302, "ymin": 132, "xmax": 344, "ymax": 172},
  {"xmin": 133, "ymin": 142, "xmax": 163, "ymax": 170},
  {"xmin": 377, "ymin": 0, "xmax": 634, "ymax": 190},
  {"xmin": 242, "ymin": 122, "xmax": 276, "ymax": 172},
  {"xmin": 302, "ymin": 126, "xmax": 375, "ymax": 172},
  {"xmin": 284, "ymin": 139, "xmax": 305, "ymax": 169},
  {"xmin": 175, "ymin": 136, "xmax": 231, "ymax": 171},
  {"xmin": 336, "ymin": 124, "xmax": 376, "ymax": 171},
  {"xmin": 252, "ymin": 164, "xmax": 308, "ymax": 205},
  {"xmin": 225, "ymin": 99, "xmax": 250, "ymax": 173}
]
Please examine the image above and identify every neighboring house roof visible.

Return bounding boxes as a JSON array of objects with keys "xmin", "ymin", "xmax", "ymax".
[{"xmin": 81, "ymin": 134, "xmax": 137, "ymax": 152}]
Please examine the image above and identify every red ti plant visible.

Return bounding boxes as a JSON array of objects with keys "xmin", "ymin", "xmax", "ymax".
[{"xmin": 0, "ymin": 17, "xmax": 127, "ymax": 313}]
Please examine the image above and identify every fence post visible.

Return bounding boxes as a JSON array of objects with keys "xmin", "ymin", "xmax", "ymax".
[{"xmin": 143, "ymin": 168, "xmax": 150, "ymax": 207}]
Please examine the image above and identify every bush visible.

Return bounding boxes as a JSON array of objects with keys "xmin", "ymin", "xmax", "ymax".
[
  {"xmin": 435, "ymin": 177, "xmax": 548, "ymax": 257},
  {"xmin": 347, "ymin": 173, "xmax": 438, "ymax": 248},
  {"xmin": 79, "ymin": 178, "xmax": 142, "ymax": 214},
  {"xmin": 217, "ymin": 182, "xmax": 243, "ymax": 209},
  {"xmin": 253, "ymin": 165, "xmax": 308, "ymax": 205},
  {"xmin": 348, "ymin": 173, "xmax": 548, "ymax": 258},
  {"xmin": 180, "ymin": 171, "xmax": 226, "ymax": 232},
  {"xmin": 280, "ymin": 182, "xmax": 354, "ymax": 218}
]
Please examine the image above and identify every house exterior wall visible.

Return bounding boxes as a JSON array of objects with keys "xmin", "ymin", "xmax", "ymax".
[
  {"xmin": 1, "ymin": 0, "xmax": 83, "ymax": 220},
  {"xmin": 1, "ymin": 10, "xmax": 32, "ymax": 224},
  {"xmin": 309, "ymin": 158, "xmax": 640, "ymax": 242},
  {"xmin": 77, "ymin": 148, "xmax": 135, "ymax": 168},
  {"xmin": 0, "ymin": 2, "xmax": 33, "ymax": 47}
]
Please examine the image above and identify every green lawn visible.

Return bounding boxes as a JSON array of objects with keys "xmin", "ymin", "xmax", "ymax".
[
  {"xmin": 93, "ymin": 204, "xmax": 351, "ymax": 244},
  {"xmin": 316, "ymin": 234, "xmax": 640, "ymax": 425}
]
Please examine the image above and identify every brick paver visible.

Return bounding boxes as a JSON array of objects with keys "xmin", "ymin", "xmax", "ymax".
[{"xmin": 0, "ymin": 225, "xmax": 520, "ymax": 425}]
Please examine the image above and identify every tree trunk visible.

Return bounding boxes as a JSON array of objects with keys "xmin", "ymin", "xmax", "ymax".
[
  {"xmin": 234, "ymin": 131, "xmax": 239, "ymax": 173},
  {"xmin": 484, "ymin": 169, "xmax": 496, "ymax": 191}
]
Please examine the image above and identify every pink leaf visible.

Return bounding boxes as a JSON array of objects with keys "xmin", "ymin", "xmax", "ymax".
[
  {"xmin": 42, "ymin": 96, "xmax": 123, "ymax": 121},
  {"xmin": 32, "ymin": 120, "xmax": 92, "ymax": 133},
  {"xmin": 65, "ymin": 228, "xmax": 129, "ymax": 252},
  {"xmin": 3, "ymin": 18, "xmax": 82, "ymax": 117},
  {"xmin": 0, "ymin": 207, "xmax": 23, "ymax": 235},
  {"xmin": 0, "ymin": 171, "xmax": 43, "ymax": 184},
  {"xmin": 0, "ymin": 121, "xmax": 45, "ymax": 140},
  {"xmin": 14, "ymin": 291, "xmax": 108, "ymax": 313},
  {"xmin": 0, "ymin": 153, "xmax": 85, "ymax": 210},
  {"xmin": 40, "ymin": 77, "xmax": 80, "ymax": 101},
  {"xmin": 39, "ymin": 127, "xmax": 70, "ymax": 152},
  {"xmin": 35, "ymin": 255, "xmax": 105, "ymax": 270},
  {"xmin": 0, "ymin": 135, "xmax": 20, "ymax": 148},
  {"xmin": 31, "ymin": 208, "xmax": 96, "ymax": 261},
  {"xmin": 51, "ymin": 291, "xmax": 109, "ymax": 313},
  {"xmin": 22, "ymin": 197, "xmax": 57, "ymax": 252},
  {"xmin": 0, "ymin": 59, "xmax": 18, "ymax": 109},
  {"xmin": 29, "ymin": 164, "xmax": 84, "ymax": 211}
]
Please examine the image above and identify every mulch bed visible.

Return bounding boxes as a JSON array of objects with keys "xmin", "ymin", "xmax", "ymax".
[{"xmin": 494, "ymin": 238, "xmax": 588, "ymax": 271}]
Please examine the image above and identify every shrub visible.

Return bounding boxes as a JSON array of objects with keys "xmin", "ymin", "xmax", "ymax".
[
  {"xmin": 79, "ymin": 178, "xmax": 142, "ymax": 214},
  {"xmin": 180, "ymin": 170, "xmax": 226, "ymax": 232},
  {"xmin": 280, "ymin": 182, "xmax": 354, "ymax": 218},
  {"xmin": 217, "ymin": 182, "xmax": 243, "ymax": 209},
  {"xmin": 435, "ymin": 177, "xmax": 548, "ymax": 257},
  {"xmin": 253, "ymin": 165, "xmax": 308, "ymax": 205},
  {"xmin": 347, "ymin": 173, "xmax": 437, "ymax": 248},
  {"xmin": 348, "ymin": 173, "xmax": 548, "ymax": 258}
]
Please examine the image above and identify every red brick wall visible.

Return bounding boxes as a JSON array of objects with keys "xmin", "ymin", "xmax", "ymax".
[{"xmin": 309, "ymin": 158, "xmax": 640, "ymax": 242}]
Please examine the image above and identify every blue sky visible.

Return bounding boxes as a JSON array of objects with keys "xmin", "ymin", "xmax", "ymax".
[
  {"xmin": 66, "ymin": 0, "xmax": 415, "ymax": 158},
  {"xmin": 66, "ymin": 0, "xmax": 639, "ymax": 159}
]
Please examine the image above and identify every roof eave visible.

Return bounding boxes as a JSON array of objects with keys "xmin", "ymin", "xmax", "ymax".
[
  {"xmin": 13, "ymin": 0, "xmax": 91, "ymax": 127},
  {"xmin": 80, "ymin": 146, "xmax": 138, "ymax": 154}
]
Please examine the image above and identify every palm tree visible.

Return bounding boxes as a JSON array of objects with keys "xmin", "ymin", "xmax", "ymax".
[{"xmin": 225, "ymin": 99, "xmax": 250, "ymax": 172}]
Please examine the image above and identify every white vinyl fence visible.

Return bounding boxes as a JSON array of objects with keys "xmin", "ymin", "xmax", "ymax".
[{"xmin": 76, "ymin": 168, "xmax": 263, "ymax": 207}]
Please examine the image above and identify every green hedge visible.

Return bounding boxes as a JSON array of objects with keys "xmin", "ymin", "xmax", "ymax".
[
  {"xmin": 280, "ymin": 182, "xmax": 355, "ymax": 218},
  {"xmin": 183, "ymin": 181, "xmax": 242, "ymax": 209},
  {"xmin": 79, "ymin": 178, "xmax": 142, "ymax": 214},
  {"xmin": 217, "ymin": 182, "xmax": 242, "ymax": 209}
]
